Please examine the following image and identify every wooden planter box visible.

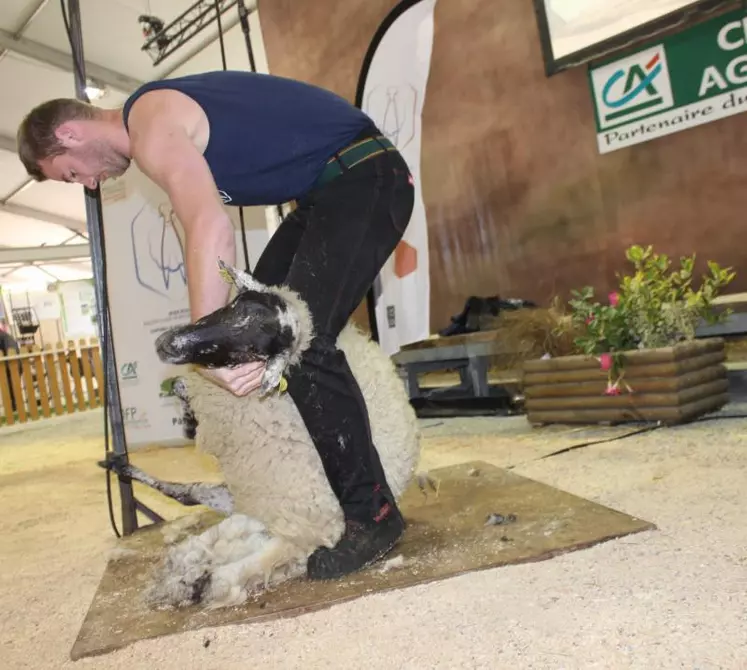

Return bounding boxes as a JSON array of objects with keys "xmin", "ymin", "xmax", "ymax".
[{"xmin": 522, "ymin": 338, "xmax": 729, "ymax": 426}]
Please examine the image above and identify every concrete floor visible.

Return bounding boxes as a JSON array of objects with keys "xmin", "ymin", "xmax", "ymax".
[{"xmin": 0, "ymin": 407, "xmax": 746, "ymax": 669}]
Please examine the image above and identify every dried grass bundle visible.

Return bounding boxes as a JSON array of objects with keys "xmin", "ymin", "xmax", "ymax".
[{"xmin": 484, "ymin": 299, "xmax": 583, "ymax": 370}]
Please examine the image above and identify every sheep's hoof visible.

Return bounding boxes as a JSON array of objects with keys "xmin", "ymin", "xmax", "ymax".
[
  {"xmin": 258, "ymin": 379, "xmax": 277, "ymax": 398},
  {"xmin": 257, "ymin": 354, "xmax": 290, "ymax": 398},
  {"xmin": 172, "ymin": 376, "xmax": 189, "ymax": 401},
  {"xmin": 261, "ymin": 376, "xmax": 288, "ymax": 396},
  {"xmin": 259, "ymin": 369, "xmax": 287, "ymax": 397}
]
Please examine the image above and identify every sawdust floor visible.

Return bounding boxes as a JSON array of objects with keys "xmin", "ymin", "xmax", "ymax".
[{"xmin": 1, "ymin": 408, "xmax": 746, "ymax": 669}]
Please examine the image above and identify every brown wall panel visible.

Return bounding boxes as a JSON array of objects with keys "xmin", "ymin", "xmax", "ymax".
[
  {"xmin": 258, "ymin": 0, "xmax": 398, "ymax": 99},
  {"xmin": 257, "ymin": 0, "xmax": 747, "ymax": 335}
]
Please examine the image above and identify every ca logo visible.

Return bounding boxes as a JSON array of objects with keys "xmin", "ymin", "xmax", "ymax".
[{"xmin": 591, "ymin": 45, "xmax": 674, "ymax": 129}]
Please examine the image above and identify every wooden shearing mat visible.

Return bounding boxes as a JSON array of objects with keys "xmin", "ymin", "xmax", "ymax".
[{"xmin": 70, "ymin": 461, "xmax": 655, "ymax": 660}]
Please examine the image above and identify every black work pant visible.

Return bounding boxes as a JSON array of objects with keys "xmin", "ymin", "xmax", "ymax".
[{"xmin": 251, "ymin": 126, "xmax": 414, "ymax": 523}]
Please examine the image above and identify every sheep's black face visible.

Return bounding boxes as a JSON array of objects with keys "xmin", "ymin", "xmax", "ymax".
[{"xmin": 155, "ymin": 289, "xmax": 296, "ymax": 368}]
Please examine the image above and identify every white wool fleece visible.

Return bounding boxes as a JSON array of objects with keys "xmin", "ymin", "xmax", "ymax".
[
  {"xmin": 180, "ymin": 321, "xmax": 421, "ymax": 554},
  {"xmin": 144, "ymin": 273, "xmax": 421, "ymax": 610}
]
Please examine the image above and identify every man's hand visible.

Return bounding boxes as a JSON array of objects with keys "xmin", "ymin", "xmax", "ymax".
[{"xmin": 198, "ymin": 362, "xmax": 266, "ymax": 397}]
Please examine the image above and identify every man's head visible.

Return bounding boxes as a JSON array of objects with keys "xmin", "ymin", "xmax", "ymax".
[{"xmin": 17, "ymin": 98, "xmax": 131, "ymax": 188}]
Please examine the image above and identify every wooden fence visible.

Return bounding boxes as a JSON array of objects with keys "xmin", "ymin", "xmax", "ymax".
[{"xmin": 0, "ymin": 338, "xmax": 104, "ymax": 427}]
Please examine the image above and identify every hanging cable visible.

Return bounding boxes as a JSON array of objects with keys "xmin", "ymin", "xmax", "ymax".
[
  {"xmin": 213, "ymin": 0, "xmax": 251, "ymax": 272},
  {"xmin": 237, "ymin": 208, "xmax": 251, "ymax": 273},
  {"xmin": 214, "ymin": 0, "xmax": 228, "ymax": 70},
  {"xmin": 59, "ymin": 1, "xmax": 86, "ymax": 89},
  {"xmin": 237, "ymin": 0, "xmax": 285, "ymax": 252},
  {"xmin": 60, "ymin": 0, "xmax": 147, "ymax": 537},
  {"xmin": 237, "ymin": 0, "xmax": 256, "ymax": 71}
]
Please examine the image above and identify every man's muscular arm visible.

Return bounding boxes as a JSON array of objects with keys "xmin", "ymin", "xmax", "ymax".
[
  {"xmin": 126, "ymin": 91, "xmax": 234, "ymax": 322},
  {"xmin": 125, "ymin": 90, "xmax": 265, "ymax": 396}
]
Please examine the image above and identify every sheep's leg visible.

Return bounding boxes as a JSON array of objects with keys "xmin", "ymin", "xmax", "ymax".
[
  {"xmin": 178, "ymin": 398, "xmax": 199, "ymax": 439},
  {"xmin": 169, "ymin": 377, "xmax": 199, "ymax": 439},
  {"xmin": 98, "ymin": 458, "xmax": 234, "ymax": 514}
]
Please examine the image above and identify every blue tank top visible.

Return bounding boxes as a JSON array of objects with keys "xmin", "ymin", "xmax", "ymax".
[{"xmin": 122, "ymin": 70, "xmax": 374, "ymax": 206}]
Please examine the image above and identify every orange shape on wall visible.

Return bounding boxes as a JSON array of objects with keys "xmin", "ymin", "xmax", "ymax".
[{"xmin": 394, "ymin": 241, "xmax": 418, "ymax": 278}]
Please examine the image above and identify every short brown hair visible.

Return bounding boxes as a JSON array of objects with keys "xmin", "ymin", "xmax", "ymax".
[{"xmin": 16, "ymin": 98, "xmax": 98, "ymax": 181}]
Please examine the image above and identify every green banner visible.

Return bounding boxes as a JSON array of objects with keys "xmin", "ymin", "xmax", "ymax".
[{"xmin": 588, "ymin": 8, "xmax": 747, "ymax": 153}]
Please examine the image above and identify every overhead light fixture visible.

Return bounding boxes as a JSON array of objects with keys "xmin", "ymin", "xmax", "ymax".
[{"xmin": 85, "ymin": 78, "xmax": 106, "ymax": 101}]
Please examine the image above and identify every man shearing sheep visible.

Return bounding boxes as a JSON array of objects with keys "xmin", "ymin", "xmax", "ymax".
[{"xmin": 16, "ymin": 69, "xmax": 414, "ymax": 579}]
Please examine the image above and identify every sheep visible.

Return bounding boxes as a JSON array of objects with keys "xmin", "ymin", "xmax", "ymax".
[{"xmin": 119, "ymin": 261, "xmax": 421, "ymax": 610}]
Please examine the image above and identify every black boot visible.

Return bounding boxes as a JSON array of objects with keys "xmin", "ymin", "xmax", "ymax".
[
  {"xmin": 284, "ymin": 337, "xmax": 407, "ymax": 580},
  {"xmin": 307, "ymin": 484, "xmax": 405, "ymax": 580}
]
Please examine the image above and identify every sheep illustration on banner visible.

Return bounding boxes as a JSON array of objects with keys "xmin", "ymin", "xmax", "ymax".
[
  {"xmin": 357, "ymin": 0, "xmax": 438, "ymax": 356},
  {"xmin": 100, "ymin": 167, "xmax": 267, "ymax": 448}
]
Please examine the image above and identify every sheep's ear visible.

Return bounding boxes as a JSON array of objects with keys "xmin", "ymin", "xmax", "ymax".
[{"xmin": 217, "ymin": 259, "xmax": 267, "ymax": 293}]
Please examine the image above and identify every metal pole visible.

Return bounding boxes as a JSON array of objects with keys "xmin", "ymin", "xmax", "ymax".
[{"xmin": 66, "ymin": 0, "xmax": 139, "ymax": 535}]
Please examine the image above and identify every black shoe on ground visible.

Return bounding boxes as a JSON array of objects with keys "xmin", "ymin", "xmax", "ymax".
[{"xmin": 306, "ymin": 504, "xmax": 405, "ymax": 580}]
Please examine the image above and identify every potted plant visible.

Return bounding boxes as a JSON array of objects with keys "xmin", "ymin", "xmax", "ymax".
[{"xmin": 522, "ymin": 245, "xmax": 736, "ymax": 426}]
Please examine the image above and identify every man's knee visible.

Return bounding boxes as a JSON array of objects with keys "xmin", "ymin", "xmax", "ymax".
[{"xmin": 292, "ymin": 333, "xmax": 345, "ymax": 372}]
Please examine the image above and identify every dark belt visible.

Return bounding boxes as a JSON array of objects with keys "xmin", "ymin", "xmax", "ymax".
[{"xmin": 315, "ymin": 134, "xmax": 397, "ymax": 188}]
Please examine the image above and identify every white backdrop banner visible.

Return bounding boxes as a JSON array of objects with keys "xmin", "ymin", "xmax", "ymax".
[
  {"xmin": 361, "ymin": 0, "xmax": 437, "ymax": 355},
  {"xmin": 101, "ymin": 169, "xmax": 268, "ymax": 448}
]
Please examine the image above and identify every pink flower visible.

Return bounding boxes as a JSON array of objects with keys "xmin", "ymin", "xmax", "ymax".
[
  {"xmin": 604, "ymin": 384, "xmax": 621, "ymax": 396},
  {"xmin": 585, "ymin": 315, "xmax": 594, "ymax": 325},
  {"xmin": 608, "ymin": 292, "xmax": 620, "ymax": 307},
  {"xmin": 599, "ymin": 353, "xmax": 613, "ymax": 371}
]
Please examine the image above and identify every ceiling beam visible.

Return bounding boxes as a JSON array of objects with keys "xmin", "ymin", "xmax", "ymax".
[
  {"xmin": 0, "ymin": 136, "xmax": 34, "ymax": 207},
  {"xmin": 0, "ymin": 141, "xmax": 88, "ymax": 236},
  {"xmin": 0, "ymin": 178, "xmax": 33, "ymax": 204},
  {"xmin": 0, "ymin": 0, "xmax": 52, "ymax": 68},
  {"xmin": 0, "ymin": 243, "xmax": 89, "ymax": 264},
  {"xmin": 0, "ymin": 134, "xmax": 16, "ymax": 154},
  {"xmin": 0, "ymin": 27, "xmax": 143, "ymax": 93},
  {"xmin": 0, "ymin": 202, "xmax": 87, "ymax": 234},
  {"xmin": 157, "ymin": 13, "xmax": 242, "ymax": 79},
  {"xmin": 16, "ymin": 0, "xmax": 51, "ymax": 34}
]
